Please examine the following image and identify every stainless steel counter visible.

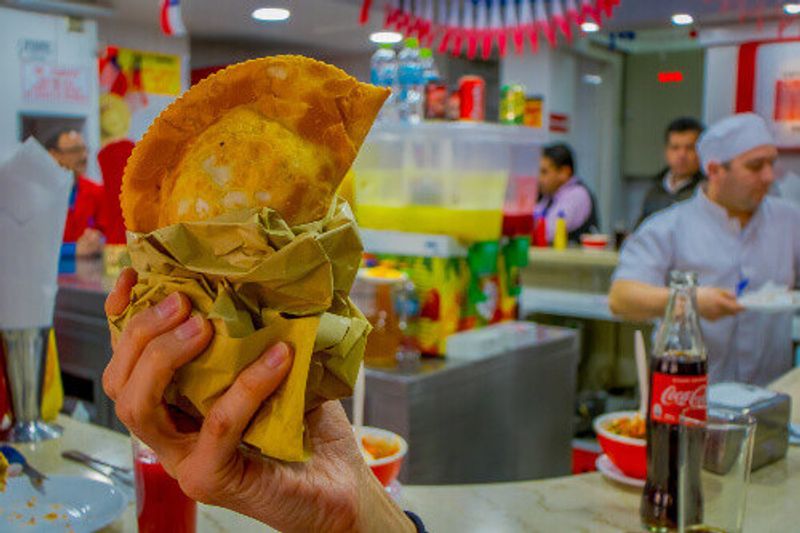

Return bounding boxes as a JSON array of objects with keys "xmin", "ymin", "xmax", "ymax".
[
  {"xmin": 54, "ymin": 260, "xmax": 122, "ymax": 430},
  {"xmin": 345, "ymin": 325, "xmax": 580, "ymax": 485}
]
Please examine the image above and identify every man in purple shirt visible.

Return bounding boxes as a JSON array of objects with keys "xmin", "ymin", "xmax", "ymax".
[{"xmin": 535, "ymin": 143, "xmax": 599, "ymax": 243}]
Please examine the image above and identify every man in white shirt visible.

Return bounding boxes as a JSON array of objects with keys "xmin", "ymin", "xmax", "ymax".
[{"xmin": 610, "ymin": 113, "xmax": 800, "ymax": 385}]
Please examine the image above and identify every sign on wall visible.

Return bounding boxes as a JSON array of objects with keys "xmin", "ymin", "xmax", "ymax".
[{"xmin": 21, "ymin": 63, "xmax": 90, "ymax": 104}]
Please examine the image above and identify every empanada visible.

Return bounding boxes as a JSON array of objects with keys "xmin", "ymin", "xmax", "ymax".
[{"xmin": 121, "ymin": 55, "xmax": 389, "ymax": 232}]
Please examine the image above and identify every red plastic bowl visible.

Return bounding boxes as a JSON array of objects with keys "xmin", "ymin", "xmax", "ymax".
[
  {"xmin": 355, "ymin": 426, "xmax": 408, "ymax": 487},
  {"xmin": 593, "ymin": 411, "xmax": 647, "ymax": 479},
  {"xmin": 580, "ymin": 233, "xmax": 610, "ymax": 250}
]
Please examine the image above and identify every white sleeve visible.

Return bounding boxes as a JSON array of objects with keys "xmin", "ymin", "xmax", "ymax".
[{"xmin": 612, "ymin": 213, "xmax": 674, "ymax": 287}]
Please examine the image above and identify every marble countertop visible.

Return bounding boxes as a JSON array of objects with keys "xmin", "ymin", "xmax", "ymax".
[{"xmin": 13, "ymin": 365, "xmax": 800, "ymax": 533}]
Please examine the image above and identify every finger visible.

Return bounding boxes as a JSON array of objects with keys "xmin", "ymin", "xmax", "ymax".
[
  {"xmin": 115, "ymin": 315, "xmax": 213, "ymax": 443},
  {"xmin": 192, "ymin": 342, "xmax": 293, "ymax": 466},
  {"xmin": 103, "ymin": 292, "xmax": 192, "ymax": 400},
  {"xmin": 105, "ymin": 268, "xmax": 138, "ymax": 316},
  {"xmin": 726, "ymin": 300, "xmax": 745, "ymax": 314}
]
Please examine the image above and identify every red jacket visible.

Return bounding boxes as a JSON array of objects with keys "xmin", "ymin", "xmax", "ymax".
[{"xmin": 63, "ymin": 175, "xmax": 106, "ymax": 243}]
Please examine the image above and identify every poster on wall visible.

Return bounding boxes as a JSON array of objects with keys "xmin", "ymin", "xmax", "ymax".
[
  {"xmin": 750, "ymin": 41, "xmax": 800, "ymax": 148},
  {"xmin": 21, "ymin": 63, "xmax": 90, "ymax": 104},
  {"xmin": 98, "ymin": 45, "xmax": 182, "ymax": 146},
  {"xmin": 97, "ymin": 46, "xmax": 184, "ymax": 244}
]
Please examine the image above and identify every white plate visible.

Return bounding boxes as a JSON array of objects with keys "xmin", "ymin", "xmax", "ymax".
[
  {"xmin": 595, "ymin": 454, "xmax": 645, "ymax": 488},
  {"xmin": 0, "ymin": 475, "xmax": 127, "ymax": 533},
  {"xmin": 739, "ymin": 290, "xmax": 800, "ymax": 314}
]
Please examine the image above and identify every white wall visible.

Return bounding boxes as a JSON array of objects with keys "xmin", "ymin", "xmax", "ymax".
[
  {"xmin": 0, "ymin": 6, "xmax": 100, "ymax": 179},
  {"xmin": 702, "ymin": 45, "xmax": 737, "ymax": 126}
]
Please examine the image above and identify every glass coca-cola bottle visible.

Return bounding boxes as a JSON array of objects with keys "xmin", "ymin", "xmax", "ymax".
[{"xmin": 641, "ymin": 271, "xmax": 707, "ymax": 532}]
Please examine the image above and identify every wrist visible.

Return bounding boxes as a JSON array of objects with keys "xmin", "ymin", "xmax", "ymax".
[{"xmin": 356, "ymin": 464, "xmax": 416, "ymax": 533}]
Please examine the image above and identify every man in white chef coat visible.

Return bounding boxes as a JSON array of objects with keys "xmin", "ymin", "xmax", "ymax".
[{"xmin": 609, "ymin": 113, "xmax": 800, "ymax": 385}]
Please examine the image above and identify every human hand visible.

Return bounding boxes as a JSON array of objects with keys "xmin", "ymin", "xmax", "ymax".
[
  {"xmin": 696, "ymin": 287, "xmax": 744, "ymax": 321},
  {"xmin": 104, "ymin": 268, "xmax": 414, "ymax": 533},
  {"xmin": 76, "ymin": 228, "xmax": 104, "ymax": 257}
]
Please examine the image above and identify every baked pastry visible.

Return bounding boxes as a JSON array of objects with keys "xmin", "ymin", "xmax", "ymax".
[{"xmin": 121, "ymin": 55, "xmax": 389, "ymax": 232}]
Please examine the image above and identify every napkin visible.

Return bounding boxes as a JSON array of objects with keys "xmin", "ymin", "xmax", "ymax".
[
  {"xmin": 108, "ymin": 199, "xmax": 370, "ymax": 462},
  {"xmin": 0, "ymin": 138, "xmax": 72, "ymax": 329}
]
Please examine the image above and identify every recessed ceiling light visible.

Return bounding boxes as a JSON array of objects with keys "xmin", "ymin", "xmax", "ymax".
[
  {"xmin": 785, "ymin": 3, "xmax": 800, "ymax": 15},
  {"xmin": 582, "ymin": 74, "xmax": 603, "ymax": 85},
  {"xmin": 252, "ymin": 7, "xmax": 290, "ymax": 22},
  {"xmin": 369, "ymin": 31, "xmax": 403, "ymax": 44},
  {"xmin": 671, "ymin": 13, "xmax": 694, "ymax": 26},
  {"xmin": 581, "ymin": 21, "xmax": 600, "ymax": 33}
]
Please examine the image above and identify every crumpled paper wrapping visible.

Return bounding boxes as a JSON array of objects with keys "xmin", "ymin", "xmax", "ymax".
[{"xmin": 108, "ymin": 199, "xmax": 370, "ymax": 462}]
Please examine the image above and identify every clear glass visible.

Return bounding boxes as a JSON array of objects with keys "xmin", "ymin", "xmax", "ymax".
[
  {"xmin": 678, "ymin": 409, "xmax": 757, "ymax": 533},
  {"xmin": 132, "ymin": 436, "xmax": 197, "ymax": 533},
  {"xmin": 653, "ymin": 271, "xmax": 706, "ymax": 360}
]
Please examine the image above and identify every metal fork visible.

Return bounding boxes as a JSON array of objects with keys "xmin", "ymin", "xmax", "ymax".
[{"xmin": 61, "ymin": 450, "xmax": 133, "ymax": 486}]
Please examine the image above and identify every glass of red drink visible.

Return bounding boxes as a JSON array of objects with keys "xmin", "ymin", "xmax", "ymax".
[{"xmin": 132, "ymin": 437, "xmax": 197, "ymax": 533}]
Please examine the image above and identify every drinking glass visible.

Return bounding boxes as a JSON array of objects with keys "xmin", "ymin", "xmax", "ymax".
[
  {"xmin": 678, "ymin": 408, "xmax": 756, "ymax": 533},
  {"xmin": 132, "ymin": 436, "xmax": 197, "ymax": 533}
]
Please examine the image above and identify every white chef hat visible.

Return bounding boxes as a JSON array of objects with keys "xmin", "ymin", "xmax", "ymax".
[{"xmin": 697, "ymin": 113, "xmax": 775, "ymax": 172}]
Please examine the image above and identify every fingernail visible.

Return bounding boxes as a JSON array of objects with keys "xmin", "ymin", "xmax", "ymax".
[
  {"xmin": 175, "ymin": 315, "xmax": 203, "ymax": 340},
  {"xmin": 155, "ymin": 293, "xmax": 181, "ymax": 319},
  {"xmin": 265, "ymin": 343, "xmax": 290, "ymax": 369}
]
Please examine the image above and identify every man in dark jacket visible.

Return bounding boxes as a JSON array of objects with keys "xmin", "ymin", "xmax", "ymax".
[{"xmin": 637, "ymin": 117, "xmax": 705, "ymax": 226}]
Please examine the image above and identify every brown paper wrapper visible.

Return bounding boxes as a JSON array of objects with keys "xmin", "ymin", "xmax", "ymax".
[{"xmin": 108, "ymin": 199, "xmax": 369, "ymax": 462}]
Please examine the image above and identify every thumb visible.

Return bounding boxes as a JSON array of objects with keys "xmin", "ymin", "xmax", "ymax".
[{"xmin": 717, "ymin": 288, "xmax": 737, "ymax": 300}]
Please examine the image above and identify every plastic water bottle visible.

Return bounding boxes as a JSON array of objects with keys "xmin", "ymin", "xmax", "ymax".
[
  {"xmin": 397, "ymin": 37, "xmax": 424, "ymax": 123},
  {"xmin": 420, "ymin": 47, "xmax": 439, "ymax": 83},
  {"xmin": 370, "ymin": 43, "xmax": 398, "ymax": 121}
]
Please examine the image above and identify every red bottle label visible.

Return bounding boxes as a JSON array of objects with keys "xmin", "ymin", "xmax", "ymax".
[{"xmin": 650, "ymin": 372, "xmax": 707, "ymax": 425}]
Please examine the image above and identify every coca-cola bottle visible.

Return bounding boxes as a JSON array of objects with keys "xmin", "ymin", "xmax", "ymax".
[{"xmin": 641, "ymin": 271, "xmax": 707, "ymax": 531}]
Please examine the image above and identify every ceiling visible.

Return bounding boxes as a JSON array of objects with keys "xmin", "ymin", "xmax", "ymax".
[
  {"xmin": 111, "ymin": 0, "xmax": 383, "ymax": 54},
  {"xmin": 107, "ymin": 0, "xmax": 792, "ymax": 53},
  {"xmin": 603, "ymin": 0, "xmax": 788, "ymax": 31}
]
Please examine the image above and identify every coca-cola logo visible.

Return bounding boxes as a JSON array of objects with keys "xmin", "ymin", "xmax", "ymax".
[{"xmin": 660, "ymin": 384, "xmax": 707, "ymax": 410}]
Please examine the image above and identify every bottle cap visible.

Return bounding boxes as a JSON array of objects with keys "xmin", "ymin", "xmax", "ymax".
[
  {"xmin": 419, "ymin": 47, "xmax": 433, "ymax": 58},
  {"xmin": 378, "ymin": 43, "xmax": 393, "ymax": 49},
  {"xmin": 404, "ymin": 37, "xmax": 420, "ymax": 48}
]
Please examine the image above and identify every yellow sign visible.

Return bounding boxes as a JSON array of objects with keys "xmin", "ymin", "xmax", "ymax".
[{"xmin": 116, "ymin": 48, "xmax": 182, "ymax": 96}]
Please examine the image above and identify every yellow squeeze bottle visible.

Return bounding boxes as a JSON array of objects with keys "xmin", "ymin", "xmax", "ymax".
[{"xmin": 553, "ymin": 210, "xmax": 568, "ymax": 250}]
